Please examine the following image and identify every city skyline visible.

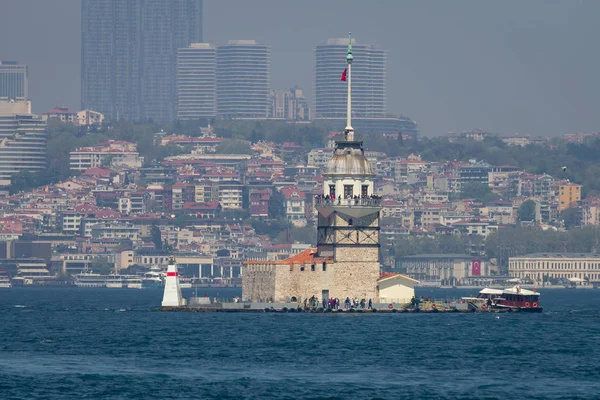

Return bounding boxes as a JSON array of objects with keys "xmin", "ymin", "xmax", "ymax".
[{"xmin": 2, "ymin": 1, "xmax": 600, "ymax": 136}]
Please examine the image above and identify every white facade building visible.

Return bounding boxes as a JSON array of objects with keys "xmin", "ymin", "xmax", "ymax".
[
  {"xmin": 0, "ymin": 101, "xmax": 46, "ymax": 187},
  {"xmin": 216, "ymin": 40, "xmax": 270, "ymax": 118},
  {"xmin": 509, "ymin": 253, "xmax": 600, "ymax": 284},
  {"xmin": 69, "ymin": 140, "xmax": 143, "ymax": 171},
  {"xmin": 77, "ymin": 109, "xmax": 104, "ymax": 126},
  {"xmin": 315, "ymin": 38, "xmax": 386, "ymax": 119},
  {"xmin": 177, "ymin": 43, "xmax": 217, "ymax": 119}
]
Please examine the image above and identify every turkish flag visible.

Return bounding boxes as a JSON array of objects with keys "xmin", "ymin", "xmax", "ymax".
[
  {"xmin": 472, "ymin": 260, "xmax": 481, "ymax": 276},
  {"xmin": 341, "ymin": 68, "xmax": 347, "ymax": 81}
]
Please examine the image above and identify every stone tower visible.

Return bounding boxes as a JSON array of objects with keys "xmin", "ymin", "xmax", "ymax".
[{"xmin": 315, "ymin": 33, "xmax": 382, "ymax": 300}]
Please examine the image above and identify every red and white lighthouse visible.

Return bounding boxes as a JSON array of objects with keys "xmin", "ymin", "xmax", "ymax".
[{"xmin": 162, "ymin": 256, "xmax": 184, "ymax": 307}]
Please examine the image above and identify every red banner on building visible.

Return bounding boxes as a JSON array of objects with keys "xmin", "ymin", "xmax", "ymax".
[{"xmin": 471, "ymin": 260, "xmax": 482, "ymax": 276}]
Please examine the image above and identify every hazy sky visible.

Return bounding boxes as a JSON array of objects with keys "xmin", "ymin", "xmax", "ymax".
[{"xmin": 1, "ymin": 0, "xmax": 599, "ymax": 136}]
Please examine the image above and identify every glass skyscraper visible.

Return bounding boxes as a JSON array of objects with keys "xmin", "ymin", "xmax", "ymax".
[
  {"xmin": 315, "ymin": 38, "xmax": 387, "ymax": 119},
  {"xmin": 0, "ymin": 61, "xmax": 28, "ymax": 102},
  {"xmin": 81, "ymin": 0, "xmax": 202, "ymax": 122},
  {"xmin": 216, "ymin": 40, "xmax": 270, "ymax": 118},
  {"xmin": 176, "ymin": 43, "xmax": 216, "ymax": 119}
]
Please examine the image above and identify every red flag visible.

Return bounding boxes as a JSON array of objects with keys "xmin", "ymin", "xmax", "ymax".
[
  {"xmin": 341, "ymin": 68, "xmax": 347, "ymax": 81},
  {"xmin": 471, "ymin": 260, "xmax": 481, "ymax": 276}
]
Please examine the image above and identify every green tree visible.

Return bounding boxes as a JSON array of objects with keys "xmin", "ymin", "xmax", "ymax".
[
  {"xmin": 562, "ymin": 207, "xmax": 580, "ymax": 230},
  {"xmin": 250, "ymin": 218, "xmax": 290, "ymax": 239},
  {"xmin": 150, "ymin": 224, "xmax": 162, "ymax": 250},
  {"xmin": 268, "ymin": 190, "xmax": 286, "ymax": 219},
  {"xmin": 90, "ymin": 256, "xmax": 113, "ymax": 275},
  {"xmin": 518, "ymin": 200, "xmax": 537, "ymax": 222},
  {"xmin": 459, "ymin": 182, "xmax": 499, "ymax": 203},
  {"xmin": 215, "ymin": 139, "xmax": 252, "ymax": 154}
]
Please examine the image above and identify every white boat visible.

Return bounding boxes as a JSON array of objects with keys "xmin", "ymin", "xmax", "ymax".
[
  {"xmin": 74, "ymin": 272, "xmax": 143, "ymax": 289},
  {"xmin": 74, "ymin": 272, "xmax": 106, "ymax": 288},
  {"xmin": 124, "ymin": 276, "xmax": 142, "ymax": 289},
  {"xmin": 142, "ymin": 267, "xmax": 164, "ymax": 288},
  {"xmin": 0, "ymin": 271, "xmax": 12, "ymax": 288},
  {"xmin": 564, "ymin": 277, "xmax": 594, "ymax": 289},
  {"xmin": 179, "ymin": 277, "xmax": 192, "ymax": 289},
  {"xmin": 462, "ymin": 286, "xmax": 542, "ymax": 312}
]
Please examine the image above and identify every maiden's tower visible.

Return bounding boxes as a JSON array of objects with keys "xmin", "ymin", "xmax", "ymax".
[{"xmin": 243, "ymin": 34, "xmax": 407, "ymax": 304}]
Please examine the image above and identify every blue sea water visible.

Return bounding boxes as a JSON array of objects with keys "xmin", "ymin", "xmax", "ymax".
[{"xmin": 1, "ymin": 287, "xmax": 600, "ymax": 400}]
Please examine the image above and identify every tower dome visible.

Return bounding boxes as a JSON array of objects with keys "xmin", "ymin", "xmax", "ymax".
[{"xmin": 324, "ymin": 143, "xmax": 374, "ymax": 177}]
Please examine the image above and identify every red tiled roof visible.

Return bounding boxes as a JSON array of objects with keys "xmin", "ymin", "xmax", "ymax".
[
  {"xmin": 379, "ymin": 272, "xmax": 399, "ymax": 280},
  {"xmin": 281, "ymin": 187, "xmax": 306, "ymax": 200}
]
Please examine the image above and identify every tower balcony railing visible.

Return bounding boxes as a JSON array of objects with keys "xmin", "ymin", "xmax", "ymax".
[{"xmin": 315, "ymin": 195, "xmax": 382, "ymax": 208}]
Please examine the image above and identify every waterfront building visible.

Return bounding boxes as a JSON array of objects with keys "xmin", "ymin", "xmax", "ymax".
[
  {"xmin": 396, "ymin": 254, "xmax": 489, "ymax": 285},
  {"xmin": 0, "ymin": 101, "xmax": 47, "ymax": 187},
  {"xmin": 81, "ymin": 0, "xmax": 203, "ymax": 122},
  {"xmin": 176, "ymin": 43, "xmax": 216, "ymax": 119},
  {"xmin": 0, "ymin": 61, "xmax": 28, "ymax": 102},
  {"xmin": 509, "ymin": 253, "xmax": 600, "ymax": 284},
  {"xmin": 243, "ymin": 34, "xmax": 414, "ymax": 304},
  {"xmin": 216, "ymin": 40, "xmax": 270, "ymax": 118}
]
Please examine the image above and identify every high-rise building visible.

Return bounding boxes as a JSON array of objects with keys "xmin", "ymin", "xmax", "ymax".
[
  {"xmin": 216, "ymin": 40, "xmax": 270, "ymax": 118},
  {"xmin": 269, "ymin": 87, "xmax": 311, "ymax": 121},
  {"xmin": 176, "ymin": 43, "xmax": 216, "ymax": 119},
  {"xmin": 0, "ymin": 101, "xmax": 47, "ymax": 187},
  {"xmin": 81, "ymin": 0, "xmax": 141, "ymax": 121},
  {"xmin": 81, "ymin": 0, "xmax": 202, "ymax": 122},
  {"xmin": 141, "ymin": 0, "xmax": 203, "ymax": 122},
  {"xmin": 0, "ymin": 61, "xmax": 28, "ymax": 102},
  {"xmin": 315, "ymin": 38, "xmax": 386, "ymax": 119}
]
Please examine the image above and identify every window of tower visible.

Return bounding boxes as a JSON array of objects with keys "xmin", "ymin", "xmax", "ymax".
[
  {"xmin": 344, "ymin": 185, "xmax": 353, "ymax": 198},
  {"xmin": 311, "ymin": 264, "xmax": 315, "ymax": 272},
  {"xmin": 362, "ymin": 185, "xmax": 368, "ymax": 197}
]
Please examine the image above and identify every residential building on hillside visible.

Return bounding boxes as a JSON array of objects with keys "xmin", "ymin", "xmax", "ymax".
[
  {"xmin": 0, "ymin": 61, "xmax": 28, "ymax": 102},
  {"xmin": 281, "ymin": 187, "xmax": 307, "ymax": 227},
  {"xmin": 176, "ymin": 43, "xmax": 216, "ymax": 119},
  {"xmin": 459, "ymin": 160, "xmax": 492, "ymax": 186},
  {"xmin": 557, "ymin": 182, "xmax": 582, "ymax": 211},
  {"xmin": 216, "ymin": 40, "xmax": 270, "ymax": 118},
  {"xmin": 42, "ymin": 107, "xmax": 77, "ymax": 123},
  {"xmin": 69, "ymin": 140, "xmax": 143, "ymax": 171},
  {"xmin": 582, "ymin": 200, "xmax": 600, "ymax": 226},
  {"xmin": 217, "ymin": 182, "xmax": 244, "ymax": 210},
  {"xmin": 249, "ymin": 188, "xmax": 270, "ymax": 217},
  {"xmin": 307, "ymin": 148, "xmax": 333, "ymax": 169},
  {"xmin": 77, "ymin": 109, "xmax": 104, "ymax": 126}
]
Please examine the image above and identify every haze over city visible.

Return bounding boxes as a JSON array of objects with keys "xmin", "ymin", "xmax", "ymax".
[{"xmin": 1, "ymin": 0, "xmax": 599, "ymax": 136}]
